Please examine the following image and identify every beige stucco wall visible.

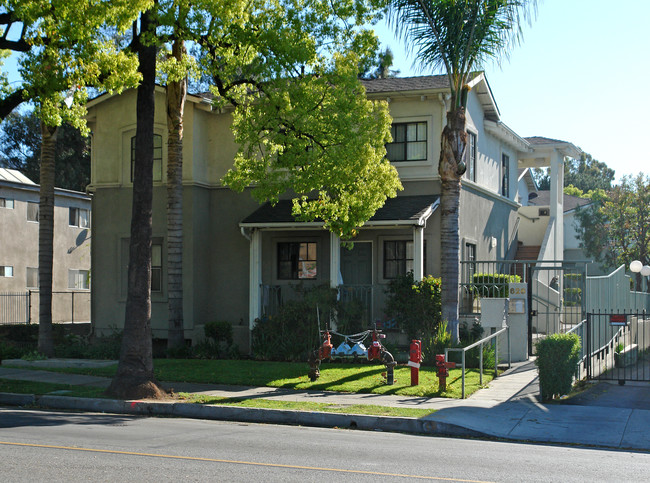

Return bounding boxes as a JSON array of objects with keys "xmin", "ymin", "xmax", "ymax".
[{"xmin": 0, "ymin": 182, "xmax": 91, "ymax": 323}]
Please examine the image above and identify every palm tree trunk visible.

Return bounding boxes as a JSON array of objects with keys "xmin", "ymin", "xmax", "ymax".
[
  {"xmin": 439, "ymin": 107, "xmax": 467, "ymax": 342},
  {"xmin": 166, "ymin": 39, "xmax": 187, "ymax": 352},
  {"xmin": 37, "ymin": 122, "xmax": 57, "ymax": 357},
  {"xmin": 107, "ymin": 11, "xmax": 165, "ymax": 399}
]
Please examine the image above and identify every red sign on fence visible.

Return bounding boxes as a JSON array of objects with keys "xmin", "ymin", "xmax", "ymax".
[{"xmin": 610, "ymin": 314, "xmax": 628, "ymax": 326}]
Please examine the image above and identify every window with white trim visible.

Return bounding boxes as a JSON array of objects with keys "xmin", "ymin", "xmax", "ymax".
[
  {"xmin": 27, "ymin": 202, "xmax": 38, "ymax": 222},
  {"xmin": 69, "ymin": 207, "xmax": 90, "ymax": 228},
  {"xmin": 0, "ymin": 266, "xmax": 13, "ymax": 277},
  {"xmin": 501, "ymin": 153, "xmax": 510, "ymax": 198},
  {"xmin": 277, "ymin": 242, "xmax": 317, "ymax": 280},
  {"xmin": 384, "ymin": 240, "xmax": 414, "ymax": 279},
  {"xmin": 387, "ymin": 122, "xmax": 427, "ymax": 162},
  {"xmin": 68, "ymin": 269, "xmax": 90, "ymax": 290},
  {"xmin": 464, "ymin": 132, "xmax": 477, "ymax": 181},
  {"xmin": 0, "ymin": 197, "xmax": 14, "ymax": 209},
  {"xmin": 131, "ymin": 134, "xmax": 162, "ymax": 182}
]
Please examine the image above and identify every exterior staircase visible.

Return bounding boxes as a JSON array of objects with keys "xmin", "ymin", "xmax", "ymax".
[{"xmin": 514, "ymin": 244, "xmax": 541, "ymax": 281}]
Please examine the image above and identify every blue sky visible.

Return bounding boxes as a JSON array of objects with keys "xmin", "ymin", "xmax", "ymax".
[{"xmin": 374, "ymin": 0, "xmax": 649, "ymax": 183}]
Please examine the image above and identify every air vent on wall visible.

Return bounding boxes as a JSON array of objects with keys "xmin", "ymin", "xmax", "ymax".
[{"xmin": 538, "ymin": 208, "xmax": 550, "ymax": 216}]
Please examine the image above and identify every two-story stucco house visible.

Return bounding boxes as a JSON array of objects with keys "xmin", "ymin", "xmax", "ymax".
[
  {"xmin": 0, "ymin": 168, "xmax": 92, "ymax": 324},
  {"xmin": 86, "ymin": 73, "xmax": 578, "ymax": 351}
]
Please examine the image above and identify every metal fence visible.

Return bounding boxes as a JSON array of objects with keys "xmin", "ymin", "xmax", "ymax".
[
  {"xmin": 0, "ymin": 291, "xmax": 90, "ymax": 325},
  {"xmin": 582, "ymin": 311, "xmax": 650, "ymax": 383}
]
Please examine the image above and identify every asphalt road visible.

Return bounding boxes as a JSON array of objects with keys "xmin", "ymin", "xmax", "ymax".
[{"xmin": 1, "ymin": 408, "xmax": 648, "ymax": 482}]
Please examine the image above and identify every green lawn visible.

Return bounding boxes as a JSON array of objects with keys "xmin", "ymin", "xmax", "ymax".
[{"xmin": 4, "ymin": 359, "xmax": 495, "ymax": 399}]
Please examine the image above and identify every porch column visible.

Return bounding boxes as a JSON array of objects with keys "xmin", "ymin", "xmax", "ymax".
[
  {"xmin": 413, "ymin": 225, "xmax": 424, "ymax": 281},
  {"xmin": 549, "ymin": 150, "xmax": 565, "ymax": 260},
  {"xmin": 248, "ymin": 228, "xmax": 262, "ymax": 330},
  {"xmin": 329, "ymin": 232, "xmax": 340, "ymax": 288}
]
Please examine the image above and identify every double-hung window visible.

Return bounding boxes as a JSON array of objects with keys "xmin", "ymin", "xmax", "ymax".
[
  {"xmin": 501, "ymin": 153, "xmax": 510, "ymax": 198},
  {"xmin": 69, "ymin": 207, "xmax": 90, "ymax": 228},
  {"xmin": 151, "ymin": 242, "xmax": 162, "ymax": 292},
  {"xmin": 131, "ymin": 134, "xmax": 163, "ymax": 182},
  {"xmin": 277, "ymin": 242, "xmax": 317, "ymax": 280},
  {"xmin": 26, "ymin": 267, "xmax": 38, "ymax": 288},
  {"xmin": 465, "ymin": 132, "xmax": 477, "ymax": 181},
  {"xmin": 387, "ymin": 122, "xmax": 427, "ymax": 162}
]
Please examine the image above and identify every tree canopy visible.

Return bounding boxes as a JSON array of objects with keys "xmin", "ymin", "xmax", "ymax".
[
  {"xmin": 535, "ymin": 152, "xmax": 615, "ymax": 192},
  {"xmin": 575, "ymin": 173, "xmax": 650, "ymax": 274}
]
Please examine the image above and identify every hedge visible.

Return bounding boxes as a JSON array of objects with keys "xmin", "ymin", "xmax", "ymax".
[
  {"xmin": 471, "ymin": 273, "xmax": 521, "ymax": 298},
  {"xmin": 535, "ymin": 333, "xmax": 581, "ymax": 400}
]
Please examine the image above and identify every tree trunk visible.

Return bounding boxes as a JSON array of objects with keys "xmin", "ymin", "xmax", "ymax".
[
  {"xmin": 166, "ymin": 39, "xmax": 187, "ymax": 352},
  {"xmin": 37, "ymin": 122, "xmax": 57, "ymax": 357},
  {"xmin": 438, "ymin": 107, "xmax": 467, "ymax": 343},
  {"xmin": 107, "ymin": 11, "xmax": 166, "ymax": 399}
]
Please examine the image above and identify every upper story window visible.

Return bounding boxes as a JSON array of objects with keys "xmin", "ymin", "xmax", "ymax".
[
  {"xmin": 131, "ymin": 134, "xmax": 163, "ymax": 182},
  {"xmin": 277, "ymin": 242, "xmax": 317, "ymax": 280},
  {"xmin": 501, "ymin": 153, "xmax": 510, "ymax": 198},
  {"xmin": 27, "ymin": 202, "xmax": 39, "ymax": 222},
  {"xmin": 387, "ymin": 122, "xmax": 427, "ymax": 162},
  {"xmin": 464, "ymin": 132, "xmax": 477, "ymax": 181},
  {"xmin": 0, "ymin": 197, "xmax": 14, "ymax": 209},
  {"xmin": 69, "ymin": 207, "xmax": 90, "ymax": 228},
  {"xmin": 0, "ymin": 265, "xmax": 14, "ymax": 277}
]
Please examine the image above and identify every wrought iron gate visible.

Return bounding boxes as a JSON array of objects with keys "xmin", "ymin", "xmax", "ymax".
[
  {"xmin": 583, "ymin": 311, "xmax": 650, "ymax": 383},
  {"xmin": 460, "ymin": 260, "xmax": 588, "ymax": 357}
]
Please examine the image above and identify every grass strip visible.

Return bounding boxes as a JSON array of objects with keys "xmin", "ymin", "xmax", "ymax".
[{"xmin": 2, "ymin": 359, "xmax": 496, "ymax": 399}]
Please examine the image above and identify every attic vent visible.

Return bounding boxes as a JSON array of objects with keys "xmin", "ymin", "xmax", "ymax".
[{"xmin": 538, "ymin": 208, "xmax": 550, "ymax": 216}]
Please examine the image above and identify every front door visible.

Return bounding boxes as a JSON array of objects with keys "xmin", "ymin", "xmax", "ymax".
[{"xmin": 339, "ymin": 242, "xmax": 373, "ymax": 327}]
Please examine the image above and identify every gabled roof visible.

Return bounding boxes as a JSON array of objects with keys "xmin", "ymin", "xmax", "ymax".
[
  {"xmin": 241, "ymin": 195, "xmax": 440, "ymax": 228},
  {"xmin": 525, "ymin": 136, "xmax": 583, "ymax": 159},
  {"xmin": 528, "ymin": 190, "xmax": 591, "ymax": 213},
  {"xmin": 361, "ymin": 72, "xmax": 500, "ymax": 121},
  {"xmin": 0, "ymin": 168, "xmax": 36, "ymax": 185}
]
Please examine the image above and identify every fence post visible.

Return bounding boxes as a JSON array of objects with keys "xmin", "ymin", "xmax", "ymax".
[
  {"xmin": 27, "ymin": 290, "xmax": 32, "ymax": 324},
  {"xmin": 71, "ymin": 291, "xmax": 75, "ymax": 324},
  {"xmin": 586, "ymin": 313, "xmax": 591, "ymax": 380}
]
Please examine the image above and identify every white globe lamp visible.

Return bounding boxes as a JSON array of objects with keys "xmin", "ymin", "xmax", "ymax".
[{"xmin": 630, "ymin": 260, "xmax": 643, "ymax": 273}]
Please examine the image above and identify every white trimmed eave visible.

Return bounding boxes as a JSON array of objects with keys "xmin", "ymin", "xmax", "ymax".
[
  {"xmin": 484, "ymin": 120, "xmax": 531, "ymax": 152},
  {"xmin": 239, "ymin": 198, "xmax": 439, "ymax": 231},
  {"xmin": 468, "ymin": 73, "xmax": 500, "ymax": 121}
]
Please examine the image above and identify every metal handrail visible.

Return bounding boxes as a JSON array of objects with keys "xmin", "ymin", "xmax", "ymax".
[{"xmin": 445, "ymin": 326, "xmax": 511, "ymax": 399}]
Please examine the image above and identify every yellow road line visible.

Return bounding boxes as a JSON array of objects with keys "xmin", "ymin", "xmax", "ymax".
[{"xmin": 0, "ymin": 441, "xmax": 493, "ymax": 482}]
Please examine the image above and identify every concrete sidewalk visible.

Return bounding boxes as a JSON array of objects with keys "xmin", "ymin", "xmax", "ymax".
[{"xmin": 0, "ymin": 359, "xmax": 648, "ymax": 451}]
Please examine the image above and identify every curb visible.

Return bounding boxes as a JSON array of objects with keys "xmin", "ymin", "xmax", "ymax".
[{"xmin": 0, "ymin": 392, "xmax": 487, "ymax": 439}]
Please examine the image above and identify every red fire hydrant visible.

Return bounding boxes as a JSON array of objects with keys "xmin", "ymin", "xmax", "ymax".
[
  {"xmin": 408, "ymin": 340, "xmax": 423, "ymax": 386},
  {"xmin": 435, "ymin": 354, "xmax": 456, "ymax": 391}
]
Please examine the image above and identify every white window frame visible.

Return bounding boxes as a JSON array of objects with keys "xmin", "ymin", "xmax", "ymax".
[
  {"xmin": 464, "ymin": 131, "xmax": 477, "ymax": 182},
  {"xmin": 0, "ymin": 197, "xmax": 14, "ymax": 209},
  {"xmin": 1, "ymin": 265, "xmax": 14, "ymax": 277},
  {"xmin": 69, "ymin": 207, "xmax": 90, "ymax": 228},
  {"xmin": 68, "ymin": 269, "xmax": 90, "ymax": 290},
  {"xmin": 386, "ymin": 120, "xmax": 428, "ymax": 163},
  {"xmin": 501, "ymin": 153, "xmax": 510, "ymax": 198}
]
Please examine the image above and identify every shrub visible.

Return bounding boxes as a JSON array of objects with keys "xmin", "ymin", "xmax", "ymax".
[
  {"xmin": 252, "ymin": 284, "xmax": 336, "ymax": 361},
  {"xmin": 471, "ymin": 273, "xmax": 521, "ymax": 298},
  {"xmin": 204, "ymin": 321, "xmax": 233, "ymax": 346},
  {"xmin": 535, "ymin": 333, "xmax": 581, "ymax": 400},
  {"xmin": 384, "ymin": 273, "xmax": 441, "ymax": 339}
]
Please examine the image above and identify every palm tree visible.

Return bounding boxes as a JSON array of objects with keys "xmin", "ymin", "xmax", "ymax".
[
  {"xmin": 387, "ymin": 0, "xmax": 535, "ymax": 340},
  {"xmin": 166, "ymin": 38, "xmax": 188, "ymax": 352}
]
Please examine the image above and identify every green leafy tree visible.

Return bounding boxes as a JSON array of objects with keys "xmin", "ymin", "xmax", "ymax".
[
  {"xmin": 534, "ymin": 152, "xmax": 615, "ymax": 192},
  {"xmin": 575, "ymin": 174, "xmax": 650, "ymax": 282},
  {"xmin": 387, "ymin": 0, "xmax": 535, "ymax": 341},
  {"xmin": 0, "ymin": 109, "xmax": 90, "ymax": 191},
  {"xmin": 108, "ymin": 0, "xmax": 400, "ymax": 398},
  {"xmin": 5, "ymin": 0, "xmax": 143, "ymax": 356}
]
